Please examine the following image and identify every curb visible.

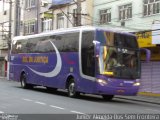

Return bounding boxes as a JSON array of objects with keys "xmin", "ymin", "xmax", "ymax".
[
  {"xmin": 138, "ymin": 92, "xmax": 160, "ymax": 97},
  {"xmin": 0, "ymin": 77, "xmax": 6, "ymax": 79},
  {"xmin": 115, "ymin": 96, "xmax": 160, "ymax": 105}
]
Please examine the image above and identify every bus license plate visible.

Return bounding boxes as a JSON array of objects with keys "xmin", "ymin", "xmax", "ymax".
[{"xmin": 117, "ymin": 90, "xmax": 125, "ymax": 93}]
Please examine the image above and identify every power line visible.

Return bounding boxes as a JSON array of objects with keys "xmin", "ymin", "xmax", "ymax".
[{"xmin": 59, "ymin": 7, "xmax": 74, "ymax": 26}]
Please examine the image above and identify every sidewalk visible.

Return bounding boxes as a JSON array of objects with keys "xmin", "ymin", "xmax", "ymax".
[
  {"xmin": 0, "ymin": 76, "xmax": 6, "ymax": 79},
  {"xmin": 116, "ymin": 93, "xmax": 160, "ymax": 105}
]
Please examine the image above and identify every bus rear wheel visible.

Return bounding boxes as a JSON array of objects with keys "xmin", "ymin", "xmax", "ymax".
[
  {"xmin": 102, "ymin": 95, "xmax": 114, "ymax": 101},
  {"xmin": 68, "ymin": 80, "xmax": 79, "ymax": 98},
  {"xmin": 20, "ymin": 73, "xmax": 33, "ymax": 89}
]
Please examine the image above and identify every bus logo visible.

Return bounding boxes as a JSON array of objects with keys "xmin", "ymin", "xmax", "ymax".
[{"xmin": 28, "ymin": 41, "xmax": 62, "ymax": 78}]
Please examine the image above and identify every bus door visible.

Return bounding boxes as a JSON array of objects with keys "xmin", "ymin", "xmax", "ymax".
[{"xmin": 80, "ymin": 31, "xmax": 96, "ymax": 93}]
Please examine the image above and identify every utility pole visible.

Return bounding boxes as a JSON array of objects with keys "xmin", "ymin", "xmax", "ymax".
[
  {"xmin": 8, "ymin": 0, "xmax": 12, "ymax": 49},
  {"xmin": 8, "ymin": 0, "xmax": 12, "ymax": 80},
  {"xmin": 14, "ymin": 0, "xmax": 20, "ymax": 36},
  {"xmin": 77, "ymin": 0, "xmax": 81, "ymax": 26},
  {"xmin": 36, "ymin": 0, "xmax": 40, "ymax": 34}
]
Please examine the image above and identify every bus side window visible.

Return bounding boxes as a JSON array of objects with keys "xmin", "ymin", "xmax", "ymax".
[
  {"xmin": 63, "ymin": 32, "xmax": 79, "ymax": 52},
  {"xmin": 12, "ymin": 39, "xmax": 28, "ymax": 54},
  {"xmin": 51, "ymin": 35, "xmax": 64, "ymax": 52},
  {"xmin": 11, "ymin": 41, "xmax": 18, "ymax": 54},
  {"xmin": 36, "ymin": 40, "xmax": 54, "ymax": 53},
  {"xmin": 27, "ymin": 38, "xmax": 40, "ymax": 53}
]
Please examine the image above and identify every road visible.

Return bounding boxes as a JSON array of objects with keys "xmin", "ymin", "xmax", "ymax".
[{"xmin": 0, "ymin": 78, "xmax": 160, "ymax": 120}]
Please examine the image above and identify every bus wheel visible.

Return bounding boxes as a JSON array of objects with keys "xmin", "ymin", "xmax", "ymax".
[
  {"xmin": 102, "ymin": 95, "xmax": 114, "ymax": 101},
  {"xmin": 68, "ymin": 80, "xmax": 79, "ymax": 98},
  {"xmin": 20, "ymin": 73, "xmax": 32, "ymax": 89}
]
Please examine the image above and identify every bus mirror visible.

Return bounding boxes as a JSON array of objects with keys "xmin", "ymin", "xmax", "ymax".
[
  {"xmin": 140, "ymin": 48, "xmax": 151, "ymax": 62},
  {"xmin": 93, "ymin": 40, "xmax": 100, "ymax": 57}
]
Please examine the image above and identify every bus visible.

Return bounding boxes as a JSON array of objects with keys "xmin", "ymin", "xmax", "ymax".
[{"xmin": 9, "ymin": 27, "xmax": 150, "ymax": 100}]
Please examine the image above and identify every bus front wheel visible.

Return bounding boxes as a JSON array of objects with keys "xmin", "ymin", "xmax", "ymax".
[
  {"xmin": 102, "ymin": 95, "xmax": 114, "ymax": 101},
  {"xmin": 68, "ymin": 80, "xmax": 79, "ymax": 98}
]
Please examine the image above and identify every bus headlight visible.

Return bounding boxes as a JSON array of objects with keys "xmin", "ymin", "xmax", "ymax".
[
  {"xmin": 97, "ymin": 79, "xmax": 108, "ymax": 86},
  {"xmin": 133, "ymin": 82, "xmax": 141, "ymax": 86}
]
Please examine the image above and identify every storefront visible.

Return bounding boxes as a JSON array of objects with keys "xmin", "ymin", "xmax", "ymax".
[
  {"xmin": 136, "ymin": 31, "xmax": 160, "ymax": 94},
  {"xmin": 0, "ymin": 56, "xmax": 7, "ymax": 77}
]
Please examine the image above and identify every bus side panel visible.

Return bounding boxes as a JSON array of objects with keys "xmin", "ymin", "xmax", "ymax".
[
  {"xmin": 42, "ymin": 52, "xmax": 80, "ymax": 90},
  {"xmin": 10, "ymin": 54, "xmax": 24, "ymax": 82}
]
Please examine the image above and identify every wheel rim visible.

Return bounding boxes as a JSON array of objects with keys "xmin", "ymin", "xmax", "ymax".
[
  {"xmin": 69, "ymin": 82, "xmax": 75, "ymax": 96},
  {"xmin": 21, "ymin": 75, "xmax": 26, "ymax": 87}
]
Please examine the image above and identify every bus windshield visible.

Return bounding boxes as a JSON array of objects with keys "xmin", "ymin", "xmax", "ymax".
[{"xmin": 97, "ymin": 30, "xmax": 140, "ymax": 79}]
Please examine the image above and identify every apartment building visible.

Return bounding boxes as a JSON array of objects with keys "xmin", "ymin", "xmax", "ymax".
[
  {"xmin": 49, "ymin": 0, "xmax": 93, "ymax": 30},
  {"xmin": 0, "ymin": 8, "xmax": 9, "ymax": 77},
  {"xmin": 21, "ymin": 0, "xmax": 93, "ymax": 35},
  {"xmin": 94, "ymin": 0, "xmax": 160, "ymax": 94}
]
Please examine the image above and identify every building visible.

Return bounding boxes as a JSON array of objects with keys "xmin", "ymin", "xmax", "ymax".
[
  {"xmin": 22, "ymin": 0, "xmax": 93, "ymax": 35},
  {"xmin": 0, "ymin": 9, "xmax": 9, "ymax": 77},
  {"xmin": 49, "ymin": 0, "xmax": 93, "ymax": 30},
  {"xmin": 0, "ymin": 0, "xmax": 18, "ymax": 78},
  {"xmin": 22, "ymin": 0, "xmax": 40, "ymax": 35},
  {"xmin": 94, "ymin": 0, "xmax": 160, "ymax": 30},
  {"xmin": 93, "ymin": 0, "xmax": 160, "ymax": 94}
]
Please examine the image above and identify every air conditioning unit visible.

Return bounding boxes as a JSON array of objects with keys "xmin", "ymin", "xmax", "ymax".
[{"xmin": 41, "ymin": 1, "xmax": 48, "ymax": 7}]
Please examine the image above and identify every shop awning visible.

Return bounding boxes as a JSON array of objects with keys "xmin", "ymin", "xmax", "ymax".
[
  {"xmin": 41, "ymin": 12, "xmax": 53, "ymax": 19},
  {"xmin": 49, "ymin": 0, "xmax": 73, "ymax": 9}
]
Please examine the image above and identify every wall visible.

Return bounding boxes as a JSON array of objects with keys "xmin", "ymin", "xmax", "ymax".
[
  {"xmin": 51, "ymin": 0, "xmax": 93, "ymax": 30},
  {"xmin": 93, "ymin": 0, "xmax": 160, "ymax": 31}
]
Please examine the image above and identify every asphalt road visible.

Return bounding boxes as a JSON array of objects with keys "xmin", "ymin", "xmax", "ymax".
[{"xmin": 0, "ymin": 78, "xmax": 160, "ymax": 120}]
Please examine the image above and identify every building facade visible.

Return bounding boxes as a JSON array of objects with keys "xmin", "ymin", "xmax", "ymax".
[
  {"xmin": 93, "ymin": 0, "xmax": 160, "ymax": 30},
  {"xmin": 22, "ymin": 0, "xmax": 40, "ymax": 35},
  {"xmin": 21, "ymin": 0, "xmax": 93, "ymax": 35},
  {"xmin": 0, "ymin": 8, "xmax": 9, "ymax": 77},
  {"xmin": 94, "ymin": 0, "xmax": 160, "ymax": 94},
  {"xmin": 0, "ymin": 0, "xmax": 21, "ymax": 77},
  {"xmin": 49, "ymin": 0, "xmax": 93, "ymax": 30}
]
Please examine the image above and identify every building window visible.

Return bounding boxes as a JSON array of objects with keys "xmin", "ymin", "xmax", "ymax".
[
  {"xmin": 73, "ymin": 9, "xmax": 78, "ymax": 27},
  {"xmin": 99, "ymin": 8, "xmax": 111, "ymax": 24},
  {"xmin": 42, "ymin": 19, "xmax": 52, "ymax": 32},
  {"xmin": 57, "ymin": 13, "xmax": 64, "ymax": 29},
  {"xmin": 119, "ymin": 4, "xmax": 132, "ymax": 20},
  {"xmin": 143, "ymin": 0, "xmax": 160, "ymax": 16},
  {"xmin": 25, "ymin": 0, "xmax": 36, "ymax": 9},
  {"xmin": 24, "ymin": 20, "xmax": 36, "ymax": 35}
]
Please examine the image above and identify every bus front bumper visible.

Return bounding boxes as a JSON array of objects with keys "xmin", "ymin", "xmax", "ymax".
[{"xmin": 96, "ymin": 82, "xmax": 139, "ymax": 96}]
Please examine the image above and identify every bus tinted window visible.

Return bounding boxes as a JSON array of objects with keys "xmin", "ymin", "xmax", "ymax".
[
  {"xmin": 36, "ymin": 40, "xmax": 54, "ymax": 53},
  {"xmin": 81, "ymin": 31, "xmax": 95, "ymax": 77},
  {"xmin": 51, "ymin": 35, "xmax": 64, "ymax": 52},
  {"xmin": 51, "ymin": 32, "xmax": 79, "ymax": 52},
  {"xmin": 97, "ymin": 31, "xmax": 138, "ymax": 49},
  {"xmin": 12, "ymin": 39, "xmax": 28, "ymax": 54},
  {"xmin": 114, "ymin": 33, "xmax": 138, "ymax": 48},
  {"xmin": 27, "ymin": 37, "xmax": 41, "ymax": 53},
  {"xmin": 64, "ymin": 32, "xmax": 79, "ymax": 52}
]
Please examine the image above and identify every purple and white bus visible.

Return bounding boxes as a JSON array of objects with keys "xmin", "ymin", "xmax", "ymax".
[{"xmin": 9, "ymin": 27, "xmax": 149, "ymax": 100}]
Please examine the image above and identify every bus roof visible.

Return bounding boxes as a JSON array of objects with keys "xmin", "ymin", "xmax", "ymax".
[{"xmin": 13, "ymin": 26, "xmax": 135, "ymax": 41}]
